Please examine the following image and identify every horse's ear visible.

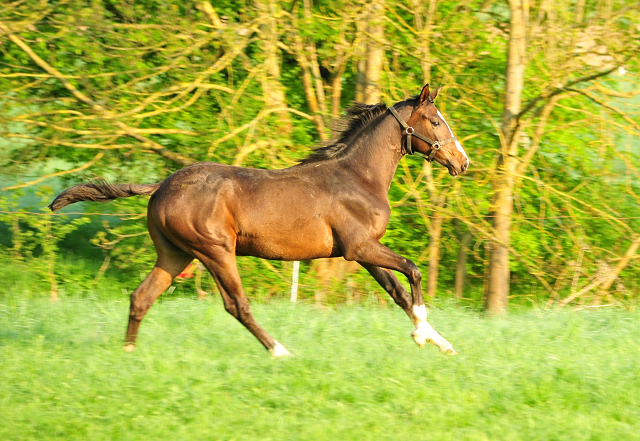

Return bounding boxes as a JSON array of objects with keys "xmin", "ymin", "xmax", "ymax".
[
  {"xmin": 419, "ymin": 84, "xmax": 431, "ymax": 105},
  {"xmin": 429, "ymin": 85, "xmax": 443, "ymax": 103}
]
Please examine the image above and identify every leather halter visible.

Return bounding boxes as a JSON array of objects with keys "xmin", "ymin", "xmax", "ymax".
[{"xmin": 388, "ymin": 106, "xmax": 457, "ymax": 162}]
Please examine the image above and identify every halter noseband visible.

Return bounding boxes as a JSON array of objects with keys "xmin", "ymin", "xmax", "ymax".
[{"xmin": 388, "ymin": 106, "xmax": 457, "ymax": 162}]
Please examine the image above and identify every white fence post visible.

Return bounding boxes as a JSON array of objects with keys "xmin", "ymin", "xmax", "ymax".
[{"xmin": 291, "ymin": 261, "xmax": 300, "ymax": 302}]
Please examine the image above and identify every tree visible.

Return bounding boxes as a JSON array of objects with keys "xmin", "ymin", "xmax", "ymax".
[
  {"xmin": 484, "ymin": 0, "xmax": 640, "ymax": 312},
  {"xmin": 1, "ymin": 0, "xmax": 639, "ymax": 307}
]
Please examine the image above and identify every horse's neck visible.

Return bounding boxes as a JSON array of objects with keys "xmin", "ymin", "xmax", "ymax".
[{"xmin": 339, "ymin": 108, "xmax": 408, "ymax": 193}]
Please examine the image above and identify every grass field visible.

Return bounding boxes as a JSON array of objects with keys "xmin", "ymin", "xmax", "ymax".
[{"xmin": 1, "ymin": 296, "xmax": 639, "ymax": 440}]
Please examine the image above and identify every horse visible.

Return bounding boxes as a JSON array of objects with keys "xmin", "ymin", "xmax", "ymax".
[{"xmin": 49, "ymin": 84, "xmax": 469, "ymax": 357}]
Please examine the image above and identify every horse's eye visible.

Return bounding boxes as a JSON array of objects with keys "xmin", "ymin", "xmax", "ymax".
[{"xmin": 431, "ymin": 121, "xmax": 440, "ymax": 126}]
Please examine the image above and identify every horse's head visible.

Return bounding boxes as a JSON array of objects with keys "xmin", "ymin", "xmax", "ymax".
[{"xmin": 405, "ymin": 84, "xmax": 469, "ymax": 176}]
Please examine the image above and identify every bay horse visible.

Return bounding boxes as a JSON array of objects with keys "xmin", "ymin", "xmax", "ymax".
[{"xmin": 50, "ymin": 84, "xmax": 469, "ymax": 357}]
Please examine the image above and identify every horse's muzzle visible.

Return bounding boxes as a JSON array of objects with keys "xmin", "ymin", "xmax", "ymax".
[{"xmin": 447, "ymin": 159, "xmax": 468, "ymax": 176}]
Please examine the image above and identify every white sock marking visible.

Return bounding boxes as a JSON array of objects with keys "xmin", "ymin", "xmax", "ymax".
[
  {"xmin": 411, "ymin": 304, "xmax": 456, "ymax": 354},
  {"xmin": 412, "ymin": 304, "xmax": 427, "ymax": 323}
]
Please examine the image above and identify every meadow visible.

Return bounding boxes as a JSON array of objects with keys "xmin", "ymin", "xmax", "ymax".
[{"xmin": 1, "ymin": 295, "xmax": 639, "ymax": 440}]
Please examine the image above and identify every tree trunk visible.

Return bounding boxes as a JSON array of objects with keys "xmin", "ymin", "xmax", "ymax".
[
  {"xmin": 354, "ymin": 6, "xmax": 367, "ymax": 103},
  {"xmin": 45, "ymin": 217, "xmax": 58, "ymax": 301},
  {"xmin": 426, "ymin": 212, "xmax": 443, "ymax": 298},
  {"xmin": 455, "ymin": 230, "xmax": 473, "ymax": 299},
  {"xmin": 486, "ymin": 185, "xmax": 514, "ymax": 312},
  {"xmin": 256, "ymin": 0, "xmax": 291, "ymax": 133},
  {"xmin": 352, "ymin": 0, "xmax": 385, "ymax": 105},
  {"xmin": 292, "ymin": 36, "xmax": 327, "ymax": 141},
  {"xmin": 363, "ymin": 1, "xmax": 384, "ymax": 104},
  {"xmin": 421, "ymin": 161, "xmax": 447, "ymax": 298},
  {"xmin": 262, "ymin": 43, "xmax": 286, "ymax": 110},
  {"xmin": 308, "ymin": 42, "xmax": 328, "ymax": 118},
  {"xmin": 412, "ymin": 0, "xmax": 438, "ymax": 85},
  {"xmin": 355, "ymin": 57, "xmax": 366, "ymax": 102},
  {"xmin": 300, "ymin": 0, "xmax": 328, "ymax": 136},
  {"xmin": 312, "ymin": 257, "xmax": 361, "ymax": 304},
  {"xmin": 48, "ymin": 260, "xmax": 59, "ymax": 301},
  {"xmin": 12, "ymin": 217, "xmax": 22, "ymax": 258},
  {"xmin": 331, "ymin": 63, "xmax": 346, "ymax": 120},
  {"xmin": 485, "ymin": 0, "xmax": 527, "ymax": 313}
]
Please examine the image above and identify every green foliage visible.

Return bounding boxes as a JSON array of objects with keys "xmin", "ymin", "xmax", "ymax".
[
  {"xmin": 0, "ymin": 188, "xmax": 90, "ymax": 297},
  {"xmin": 0, "ymin": 0, "xmax": 639, "ymax": 306}
]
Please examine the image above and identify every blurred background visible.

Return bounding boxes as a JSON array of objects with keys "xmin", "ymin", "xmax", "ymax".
[{"xmin": 0, "ymin": 0, "xmax": 639, "ymax": 312}]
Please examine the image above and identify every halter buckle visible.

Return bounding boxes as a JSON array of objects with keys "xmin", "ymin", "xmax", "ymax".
[
  {"xmin": 404, "ymin": 127, "xmax": 414, "ymax": 135},
  {"xmin": 432, "ymin": 141, "xmax": 441, "ymax": 150}
]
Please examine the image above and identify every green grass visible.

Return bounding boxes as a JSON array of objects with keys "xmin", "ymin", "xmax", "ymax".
[{"xmin": 1, "ymin": 297, "xmax": 639, "ymax": 440}]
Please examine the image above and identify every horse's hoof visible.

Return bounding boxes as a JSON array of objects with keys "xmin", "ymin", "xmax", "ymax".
[
  {"xmin": 441, "ymin": 346, "xmax": 458, "ymax": 356},
  {"xmin": 123, "ymin": 343, "xmax": 136, "ymax": 352},
  {"xmin": 269, "ymin": 341, "xmax": 293, "ymax": 358}
]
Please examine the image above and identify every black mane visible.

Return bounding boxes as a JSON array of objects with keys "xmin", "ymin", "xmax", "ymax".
[{"xmin": 299, "ymin": 102, "xmax": 389, "ymax": 164}]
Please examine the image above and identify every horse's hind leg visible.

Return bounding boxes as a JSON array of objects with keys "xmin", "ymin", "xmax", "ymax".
[
  {"xmin": 124, "ymin": 224, "xmax": 193, "ymax": 351},
  {"xmin": 196, "ymin": 251, "xmax": 291, "ymax": 357}
]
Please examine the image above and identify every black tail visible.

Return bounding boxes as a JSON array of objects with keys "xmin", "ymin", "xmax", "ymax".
[{"xmin": 48, "ymin": 179, "xmax": 162, "ymax": 212}]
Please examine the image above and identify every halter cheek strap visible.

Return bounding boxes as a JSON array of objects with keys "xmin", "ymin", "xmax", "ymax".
[{"xmin": 388, "ymin": 106, "xmax": 457, "ymax": 162}]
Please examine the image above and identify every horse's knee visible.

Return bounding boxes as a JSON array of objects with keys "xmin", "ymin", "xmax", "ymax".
[{"xmin": 408, "ymin": 263, "xmax": 421, "ymax": 285}]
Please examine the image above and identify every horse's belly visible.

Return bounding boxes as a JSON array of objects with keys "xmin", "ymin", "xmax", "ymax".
[{"xmin": 235, "ymin": 223, "xmax": 335, "ymax": 261}]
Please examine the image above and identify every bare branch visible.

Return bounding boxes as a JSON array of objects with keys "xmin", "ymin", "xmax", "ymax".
[
  {"xmin": 1, "ymin": 27, "xmax": 197, "ymax": 166},
  {"xmin": 2, "ymin": 152, "xmax": 104, "ymax": 191}
]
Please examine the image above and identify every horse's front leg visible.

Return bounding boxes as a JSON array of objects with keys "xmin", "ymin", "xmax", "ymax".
[{"xmin": 348, "ymin": 243, "xmax": 456, "ymax": 354}]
